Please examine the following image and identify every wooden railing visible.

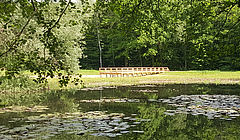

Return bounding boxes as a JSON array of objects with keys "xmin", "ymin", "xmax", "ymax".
[{"xmin": 99, "ymin": 67, "xmax": 170, "ymax": 77}]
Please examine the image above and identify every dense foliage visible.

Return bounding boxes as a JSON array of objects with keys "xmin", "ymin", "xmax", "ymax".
[
  {"xmin": 81, "ymin": 0, "xmax": 240, "ymax": 70},
  {"xmin": 0, "ymin": 0, "xmax": 90, "ymax": 86},
  {"xmin": 1, "ymin": 0, "xmax": 240, "ymax": 83}
]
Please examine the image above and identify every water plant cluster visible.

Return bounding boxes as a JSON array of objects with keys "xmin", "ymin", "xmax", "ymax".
[
  {"xmin": 0, "ymin": 111, "xmax": 147, "ymax": 139},
  {"xmin": 157, "ymin": 95, "xmax": 240, "ymax": 120},
  {"xmin": 79, "ymin": 98, "xmax": 140, "ymax": 103}
]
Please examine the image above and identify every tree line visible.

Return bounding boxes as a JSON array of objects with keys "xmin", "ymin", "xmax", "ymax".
[
  {"xmin": 81, "ymin": 0, "xmax": 240, "ymax": 70},
  {"xmin": 0, "ymin": 0, "xmax": 240, "ymax": 81}
]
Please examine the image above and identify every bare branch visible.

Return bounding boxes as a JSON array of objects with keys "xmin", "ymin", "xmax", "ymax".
[{"xmin": 31, "ymin": 0, "xmax": 37, "ymax": 12}]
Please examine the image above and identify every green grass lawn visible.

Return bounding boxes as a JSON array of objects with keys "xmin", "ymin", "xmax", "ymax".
[
  {"xmin": 80, "ymin": 70, "xmax": 240, "ymax": 88},
  {"xmin": 75, "ymin": 69, "xmax": 100, "ymax": 75},
  {"xmin": 1, "ymin": 70, "xmax": 240, "ymax": 91}
]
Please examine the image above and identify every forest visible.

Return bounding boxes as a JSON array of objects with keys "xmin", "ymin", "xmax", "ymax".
[{"xmin": 0, "ymin": 0, "xmax": 240, "ymax": 79}]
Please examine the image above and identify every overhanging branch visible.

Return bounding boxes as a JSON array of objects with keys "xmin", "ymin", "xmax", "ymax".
[
  {"xmin": 45, "ymin": 0, "xmax": 71, "ymax": 35},
  {"xmin": 0, "ymin": 0, "xmax": 71, "ymax": 58},
  {"xmin": 0, "ymin": 0, "xmax": 37, "ymax": 58}
]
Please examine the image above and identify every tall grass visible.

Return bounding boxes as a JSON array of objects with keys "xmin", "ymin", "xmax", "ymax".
[{"xmin": 0, "ymin": 76, "xmax": 39, "ymax": 92}]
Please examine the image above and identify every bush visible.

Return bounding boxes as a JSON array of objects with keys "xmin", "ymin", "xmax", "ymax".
[{"xmin": 0, "ymin": 76, "xmax": 39, "ymax": 94}]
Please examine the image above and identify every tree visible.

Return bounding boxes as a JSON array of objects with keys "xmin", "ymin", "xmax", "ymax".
[{"xmin": 0, "ymin": 0, "xmax": 90, "ymax": 86}]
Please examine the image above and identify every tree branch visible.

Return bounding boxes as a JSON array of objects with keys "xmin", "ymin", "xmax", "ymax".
[
  {"xmin": 45, "ymin": 0, "xmax": 71, "ymax": 35},
  {"xmin": 220, "ymin": 4, "xmax": 236, "ymax": 30},
  {"xmin": 31, "ymin": 0, "xmax": 37, "ymax": 12},
  {"xmin": 0, "ymin": 0, "xmax": 71, "ymax": 58},
  {"xmin": 225, "ymin": 17, "xmax": 240, "ymax": 35},
  {"xmin": 0, "ymin": 17, "xmax": 33, "ymax": 58},
  {"xmin": 0, "ymin": 0, "xmax": 37, "ymax": 58},
  {"xmin": 214, "ymin": 4, "xmax": 236, "ymax": 38},
  {"xmin": 131, "ymin": 0, "xmax": 142, "ymax": 16}
]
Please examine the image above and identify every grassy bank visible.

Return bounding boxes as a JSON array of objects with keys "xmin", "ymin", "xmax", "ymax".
[
  {"xmin": 0, "ymin": 70, "xmax": 240, "ymax": 106},
  {"xmin": 82, "ymin": 71, "xmax": 240, "ymax": 87},
  {"xmin": 1, "ymin": 70, "xmax": 240, "ymax": 91}
]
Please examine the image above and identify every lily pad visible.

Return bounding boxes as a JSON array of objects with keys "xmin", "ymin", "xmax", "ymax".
[
  {"xmin": 159, "ymin": 95, "xmax": 240, "ymax": 120},
  {"xmin": 0, "ymin": 110, "xmax": 143, "ymax": 139}
]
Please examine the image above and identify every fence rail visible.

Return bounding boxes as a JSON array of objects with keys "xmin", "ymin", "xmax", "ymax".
[{"xmin": 99, "ymin": 67, "xmax": 170, "ymax": 77}]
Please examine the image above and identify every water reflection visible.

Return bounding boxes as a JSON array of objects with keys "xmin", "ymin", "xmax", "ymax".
[
  {"xmin": 131, "ymin": 103, "xmax": 240, "ymax": 140},
  {"xmin": 0, "ymin": 84, "xmax": 239, "ymax": 139}
]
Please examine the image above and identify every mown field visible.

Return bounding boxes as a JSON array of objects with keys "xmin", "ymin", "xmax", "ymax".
[
  {"xmin": 1, "ymin": 70, "xmax": 240, "ymax": 91},
  {"xmin": 81, "ymin": 70, "xmax": 240, "ymax": 87}
]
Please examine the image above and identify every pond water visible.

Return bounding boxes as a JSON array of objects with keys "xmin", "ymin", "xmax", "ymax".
[{"xmin": 0, "ymin": 84, "xmax": 240, "ymax": 140}]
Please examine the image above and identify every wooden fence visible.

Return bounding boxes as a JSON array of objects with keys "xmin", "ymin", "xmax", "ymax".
[{"xmin": 99, "ymin": 67, "xmax": 170, "ymax": 77}]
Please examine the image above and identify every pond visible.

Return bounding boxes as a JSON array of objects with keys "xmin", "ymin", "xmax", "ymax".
[{"xmin": 0, "ymin": 84, "xmax": 240, "ymax": 140}]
